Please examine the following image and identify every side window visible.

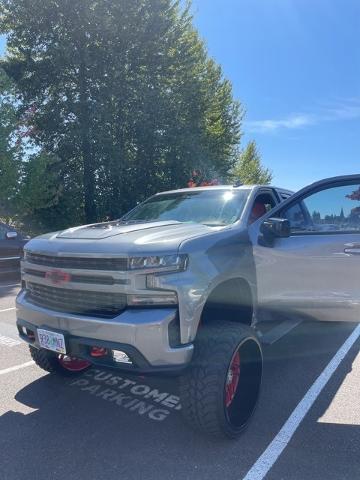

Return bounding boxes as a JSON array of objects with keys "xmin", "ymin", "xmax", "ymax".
[
  {"xmin": 249, "ymin": 192, "xmax": 276, "ymax": 224},
  {"xmin": 282, "ymin": 183, "xmax": 360, "ymax": 234},
  {"xmin": 283, "ymin": 203, "xmax": 309, "ymax": 231},
  {"xmin": 0, "ymin": 224, "xmax": 8, "ymax": 240}
]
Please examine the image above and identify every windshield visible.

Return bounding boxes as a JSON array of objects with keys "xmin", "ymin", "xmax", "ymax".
[{"xmin": 121, "ymin": 189, "xmax": 250, "ymax": 226}]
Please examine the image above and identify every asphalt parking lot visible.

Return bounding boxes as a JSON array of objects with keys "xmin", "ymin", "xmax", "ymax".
[{"xmin": 1, "ymin": 278, "xmax": 359, "ymax": 480}]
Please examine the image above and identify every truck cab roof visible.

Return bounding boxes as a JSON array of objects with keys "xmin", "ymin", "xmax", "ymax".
[{"xmin": 157, "ymin": 184, "xmax": 294, "ymax": 198}]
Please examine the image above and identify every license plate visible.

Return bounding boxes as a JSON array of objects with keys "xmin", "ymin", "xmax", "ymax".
[{"xmin": 37, "ymin": 329, "xmax": 66, "ymax": 354}]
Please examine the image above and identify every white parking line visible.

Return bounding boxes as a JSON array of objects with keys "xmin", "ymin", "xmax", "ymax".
[
  {"xmin": 242, "ymin": 324, "xmax": 360, "ymax": 480},
  {"xmin": 0, "ymin": 283, "xmax": 20, "ymax": 288},
  {"xmin": 0, "ymin": 307, "xmax": 16, "ymax": 313},
  {"xmin": 0, "ymin": 361, "xmax": 35, "ymax": 376}
]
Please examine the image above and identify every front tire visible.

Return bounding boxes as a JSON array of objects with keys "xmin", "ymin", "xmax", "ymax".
[
  {"xmin": 29, "ymin": 346, "xmax": 91, "ymax": 375},
  {"xmin": 178, "ymin": 320, "xmax": 262, "ymax": 438}
]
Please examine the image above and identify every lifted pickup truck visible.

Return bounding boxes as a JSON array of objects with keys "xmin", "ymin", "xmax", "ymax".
[{"xmin": 16, "ymin": 175, "xmax": 360, "ymax": 437}]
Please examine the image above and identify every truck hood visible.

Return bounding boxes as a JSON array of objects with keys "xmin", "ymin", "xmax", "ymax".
[
  {"xmin": 27, "ymin": 220, "xmax": 215, "ymax": 255},
  {"xmin": 56, "ymin": 220, "xmax": 185, "ymax": 240}
]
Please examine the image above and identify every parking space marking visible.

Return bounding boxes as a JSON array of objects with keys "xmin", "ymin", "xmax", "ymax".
[
  {"xmin": 0, "ymin": 307, "xmax": 16, "ymax": 313},
  {"xmin": 0, "ymin": 334, "xmax": 21, "ymax": 347},
  {"xmin": 0, "ymin": 361, "xmax": 35, "ymax": 376},
  {"xmin": 319, "ymin": 349, "xmax": 360, "ymax": 426},
  {"xmin": 70, "ymin": 369, "xmax": 182, "ymax": 422},
  {"xmin": 242, "ymin": 324, "xmax": 360, "ymax": 480},
  {"xmin": 0, "ymin": 284, "xmax": 20, "ymax": 288}
]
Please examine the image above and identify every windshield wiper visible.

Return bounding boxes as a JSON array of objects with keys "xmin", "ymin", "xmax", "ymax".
[{"xmin": 203, "ymin": 222, "xmax": 227, "ymax": 227}]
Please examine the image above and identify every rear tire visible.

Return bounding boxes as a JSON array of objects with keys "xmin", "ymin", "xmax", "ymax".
[
  {"xmin": 178, "ymin": 320, "xmax": 262, "ymax": 438},
  {"xmin": 29, "ymin": 346, "xmax": 91, "ymax": 376}
]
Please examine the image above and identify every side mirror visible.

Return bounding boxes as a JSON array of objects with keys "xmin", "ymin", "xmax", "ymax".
[
  {"xmin": 259, "ymin": 218, "xmax": 290, "ymax": 246},
  {"xmin": 6, "ymin": 231, "xmax": 18, "ymax": 240}
]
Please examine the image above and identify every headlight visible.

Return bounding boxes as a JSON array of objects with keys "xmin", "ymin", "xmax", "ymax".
[{"xmin": 129, "ymin": 254, "xmax": 187, "ymax": 272}]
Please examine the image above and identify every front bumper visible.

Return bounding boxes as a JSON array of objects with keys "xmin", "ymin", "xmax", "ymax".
[{"xmin": 16, "ymin": 290, "xmax": 193, "ymax": 373}]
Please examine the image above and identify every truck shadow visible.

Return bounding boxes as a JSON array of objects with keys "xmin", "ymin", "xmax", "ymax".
[{"xmin": 0, "ymin": 321, "xmax": 359, "ymax": 480}]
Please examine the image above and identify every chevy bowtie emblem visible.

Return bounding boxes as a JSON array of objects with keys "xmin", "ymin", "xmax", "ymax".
[{"xmin": 45, "ymin": 270, "xmax": 71, "ymax": 285}]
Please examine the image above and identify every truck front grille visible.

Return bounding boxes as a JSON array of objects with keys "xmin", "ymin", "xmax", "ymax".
[
  {"xmin": 23, "ymin": 268, "xmax": 116, "ymax": 285},
  {"xmin": 26, "ymin": 282, "xmax": 127, "ymax": 318},
  {"xmin": 26, "ymin": 252, "xmax": 129, "ymax": 271}
]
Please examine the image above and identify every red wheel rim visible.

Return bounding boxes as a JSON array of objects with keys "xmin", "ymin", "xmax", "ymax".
[
  {"xmin": 58, "ymin": 355, "xmax": 91, "ymax": 372},
  {"xmin": 225, "ymin": 351, "xmax": 240, "ymax": 408}
]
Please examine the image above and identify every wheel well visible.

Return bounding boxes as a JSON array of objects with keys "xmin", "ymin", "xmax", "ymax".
[{"xmin": 201, "ymin": 278, "xmax": 253, "ymax": 326}]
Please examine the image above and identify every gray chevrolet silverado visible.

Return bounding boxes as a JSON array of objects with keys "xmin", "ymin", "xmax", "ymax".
[{"xmin": 16, "ymin": 174, "xmax": 360, "ymax": 437}]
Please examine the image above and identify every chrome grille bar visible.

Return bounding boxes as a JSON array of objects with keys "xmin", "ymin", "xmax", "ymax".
[{"xmin": 26, "ymin": 252, "xmax": 129, "ymax": 271}]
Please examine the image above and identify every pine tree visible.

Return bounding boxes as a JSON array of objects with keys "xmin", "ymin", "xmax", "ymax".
[
  {"xmin": 1, "ymin": 0, "xmax": 241, "ymax": 225},
  {"xmin": 231, "ymin": 140, "xmax": 272, "ymax": 185},
  {"xmin": 0, "ymin": 69, "xmax": 22, "ymax": 221}
]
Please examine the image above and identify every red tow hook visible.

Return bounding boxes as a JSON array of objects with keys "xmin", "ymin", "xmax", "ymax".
[{"xmin": 90, "ymin": 346, "xmax": 108, "ymax": 358}]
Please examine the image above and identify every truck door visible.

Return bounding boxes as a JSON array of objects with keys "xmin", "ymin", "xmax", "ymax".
[{"xmin": 252, "ymin": 176, "xmax": 360, "ymax": 322}]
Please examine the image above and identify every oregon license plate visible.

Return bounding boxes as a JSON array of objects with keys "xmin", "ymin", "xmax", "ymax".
[{"xmin": 37, "ymin": 329, "xmax": 66, "ymax": 354}]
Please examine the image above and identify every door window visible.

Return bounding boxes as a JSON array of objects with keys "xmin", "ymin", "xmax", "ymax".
[{"xmin": 282, "ymin": 183, "xmax": 360, "ymax": 234}]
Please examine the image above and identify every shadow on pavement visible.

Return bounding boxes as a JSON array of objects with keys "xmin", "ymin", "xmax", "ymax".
[
  {"xmin": 266, "ymin": 331, "xmax": 360, "ymax": 480},
  {"xmin": 1, "ymin": 371, "xmax": 234, "ymax": 480},
  {"xmin": 0, "ymin": 321, "xmax": 359, "ymax": 480}
]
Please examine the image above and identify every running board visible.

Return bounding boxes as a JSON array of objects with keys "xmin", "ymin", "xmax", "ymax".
[{"xmin": 256, "ymin": 319, "xmax": 303, "ymax": 345}]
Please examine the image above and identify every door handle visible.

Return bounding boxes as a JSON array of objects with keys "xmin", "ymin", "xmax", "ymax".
[{"xmin": 344, "ymin": 243, "xmax": 360, "ymax": 255}]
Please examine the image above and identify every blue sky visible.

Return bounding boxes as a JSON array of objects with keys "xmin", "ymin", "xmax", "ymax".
[
  {"xmin": 1, "ymin": 1, "xmax": 359, "ymax": 191},
  {"xmin": 191, "ymin": 0, "xmax": 360, "ymax": 190}
]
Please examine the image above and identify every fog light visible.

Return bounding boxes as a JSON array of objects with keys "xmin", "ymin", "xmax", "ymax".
[{"xmin": 112, "ymin": 350, "xmax": 132, "ymax": 364}]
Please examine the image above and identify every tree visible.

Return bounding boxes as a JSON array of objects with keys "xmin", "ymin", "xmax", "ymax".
[
  {"xmin": 0, "ymin": 0, "xmax": 241, "ymax": 225},
  {"xmin": 231, "ymin": 140, "xmax": 272, "ymax": 185},
  {"xmin": 0, "ymin": 68, "xmax": 83, "ymax": 232},
  {"xmin": 0, "ymin": 68, "xmax": 22, "ymax": 221},
  {"xmin": 17, "ymin": 152, "xmax": 84, "ymax": 233}
]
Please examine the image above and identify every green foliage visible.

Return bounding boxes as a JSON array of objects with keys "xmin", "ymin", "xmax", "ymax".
[
  {"xmin": 232, "ymin": 140, "xmax": 272, "ymax": 185},
  {"xmin": 17, "ymin": 152, "xmax": 84, "ymax": 234},
  {"xmin": 0, "ymin": 68, "xmax": 22, "ymax": 221},
  {"xmin": 0, "ymin": 0, "xmax": 242, "ymax": 229}
]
